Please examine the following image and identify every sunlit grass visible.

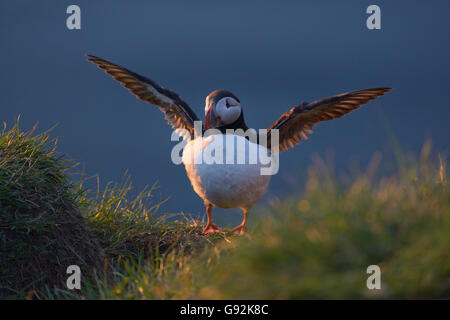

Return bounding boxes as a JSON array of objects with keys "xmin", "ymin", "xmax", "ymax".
[
  {"xmin": 184, "ymin": 143, "xmax": 449, "ymax": 299},
  {"xmin": 0, "ymin": 120, "xmax": 104, "ymax": 299},
  {"xmin": 1, "ymin": 120, "xmax": 448, "ymax": 299},
  {"xmin": 86, "ymin": 141, "xmax": 449, "ymax": 299}
]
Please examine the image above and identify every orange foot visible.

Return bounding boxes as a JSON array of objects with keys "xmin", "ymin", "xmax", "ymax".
[
  {"xmin": 232, "ymin": 224, "xmax": 246, "ymax": 236},
  {"xmin": 202, "ymin": 222, "xmax": 221, "ymax": 234}
]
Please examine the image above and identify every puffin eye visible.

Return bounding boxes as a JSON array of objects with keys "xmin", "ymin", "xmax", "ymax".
[{"xmin": 225, "ymin": 99, "xmax": 231, "ymax": 108}]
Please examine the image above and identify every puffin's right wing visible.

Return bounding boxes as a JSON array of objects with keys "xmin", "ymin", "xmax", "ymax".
[
  {"xmin": 87, "ymin": 55, "xmax": 199, "ymax": 139},
  {"xmin": 266, "ymin": 88, "xmax": 392, "ymax": 152}
]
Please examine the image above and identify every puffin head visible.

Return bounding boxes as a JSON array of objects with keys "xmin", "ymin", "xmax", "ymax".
[{"xmin": 204, "ymin": 90, "xmax": 243, "ymax": 131}]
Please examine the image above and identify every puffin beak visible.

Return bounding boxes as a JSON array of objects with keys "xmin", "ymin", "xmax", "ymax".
[{"xmin": 204, "ymin": 105, "xmax": 219, "ymax": 130}]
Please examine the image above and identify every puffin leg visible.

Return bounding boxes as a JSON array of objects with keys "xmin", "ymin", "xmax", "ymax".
[
  {"xmin": 202, "ymin": 204, "xmax": 221, "ymax": 234},
  {"xmin": 232, "ymin": 208, "xmax": 249, "ymax": 236}
]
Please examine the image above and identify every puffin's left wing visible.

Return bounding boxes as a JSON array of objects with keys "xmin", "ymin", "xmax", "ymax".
[
  {"xmin": 266, "ymin": 88, "xmax": 392, "ymax": 152},
  {"xmin": 87, "ymin": 55, "xmax": 199, "ymax": 139}
]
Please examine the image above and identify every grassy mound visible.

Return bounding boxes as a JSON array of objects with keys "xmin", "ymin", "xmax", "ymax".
[
  {"xmin": 1, "ymin": 121, "xmax": 448, "ymax": 299},
  {"xmin": 0, "ymin": 122, "xmax": 105, "ymax": 298},
  {"xmin": 82, "ymin": 144, "xmax": 449, "ymax": 300},
  {"xmin": 73, "ymin": 175, "xmax": 225, "ymax": 299}
]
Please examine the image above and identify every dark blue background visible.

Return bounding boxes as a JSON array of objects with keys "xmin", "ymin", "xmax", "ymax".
[{"xmin": 1, "ymin": 1, "xmax": 449, "ymax": 224}]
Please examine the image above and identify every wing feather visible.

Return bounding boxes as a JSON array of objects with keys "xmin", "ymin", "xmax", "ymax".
[
  {"xmin": 267, "ymin": 88, "xmax": 392, "ymax": 152},
  {"xmin": 87, "ymin": 55, "xmax": 199, "ymax": 139}
]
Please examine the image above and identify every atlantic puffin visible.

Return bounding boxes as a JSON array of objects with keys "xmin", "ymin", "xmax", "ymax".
[{"xmin": 87, "ymin": 55, "xmax": 391, "ymax": 235}]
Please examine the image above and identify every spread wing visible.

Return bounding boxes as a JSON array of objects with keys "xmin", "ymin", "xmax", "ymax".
[
  {"xmin": 266, "ymin": 88, "xmax": 392, "ymax": 152},
  {"xmin": 87, "ymin": 55, "xmax": 199, "ymax": 139}
]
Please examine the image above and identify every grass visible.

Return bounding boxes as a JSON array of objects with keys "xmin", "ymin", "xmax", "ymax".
[
  {"xmin": 0, "ymin": 121, "xmax": 104, "ymax": 299},
  {"xmin": 0, "ymin": 120, "xmax": 448, "ymax": 299},
  {"xmin": 189, "ymin": 148, "xmax": 449, "ymax": 299}
]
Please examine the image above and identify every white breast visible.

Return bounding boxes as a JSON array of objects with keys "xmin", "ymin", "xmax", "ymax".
[{"xmin": 182, "ymin": 134, "xmax": 277, "ymax": 209}]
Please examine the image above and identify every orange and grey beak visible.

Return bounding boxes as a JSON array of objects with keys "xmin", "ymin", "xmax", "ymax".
[{"xmin": 204, "ymin": 104, "xmax": 220, "ymax": 130}]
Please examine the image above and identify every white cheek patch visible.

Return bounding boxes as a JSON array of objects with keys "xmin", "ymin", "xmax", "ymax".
[{"xmin": 215, "ymin": 98, "xmax": 241, "ymax": 125}]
